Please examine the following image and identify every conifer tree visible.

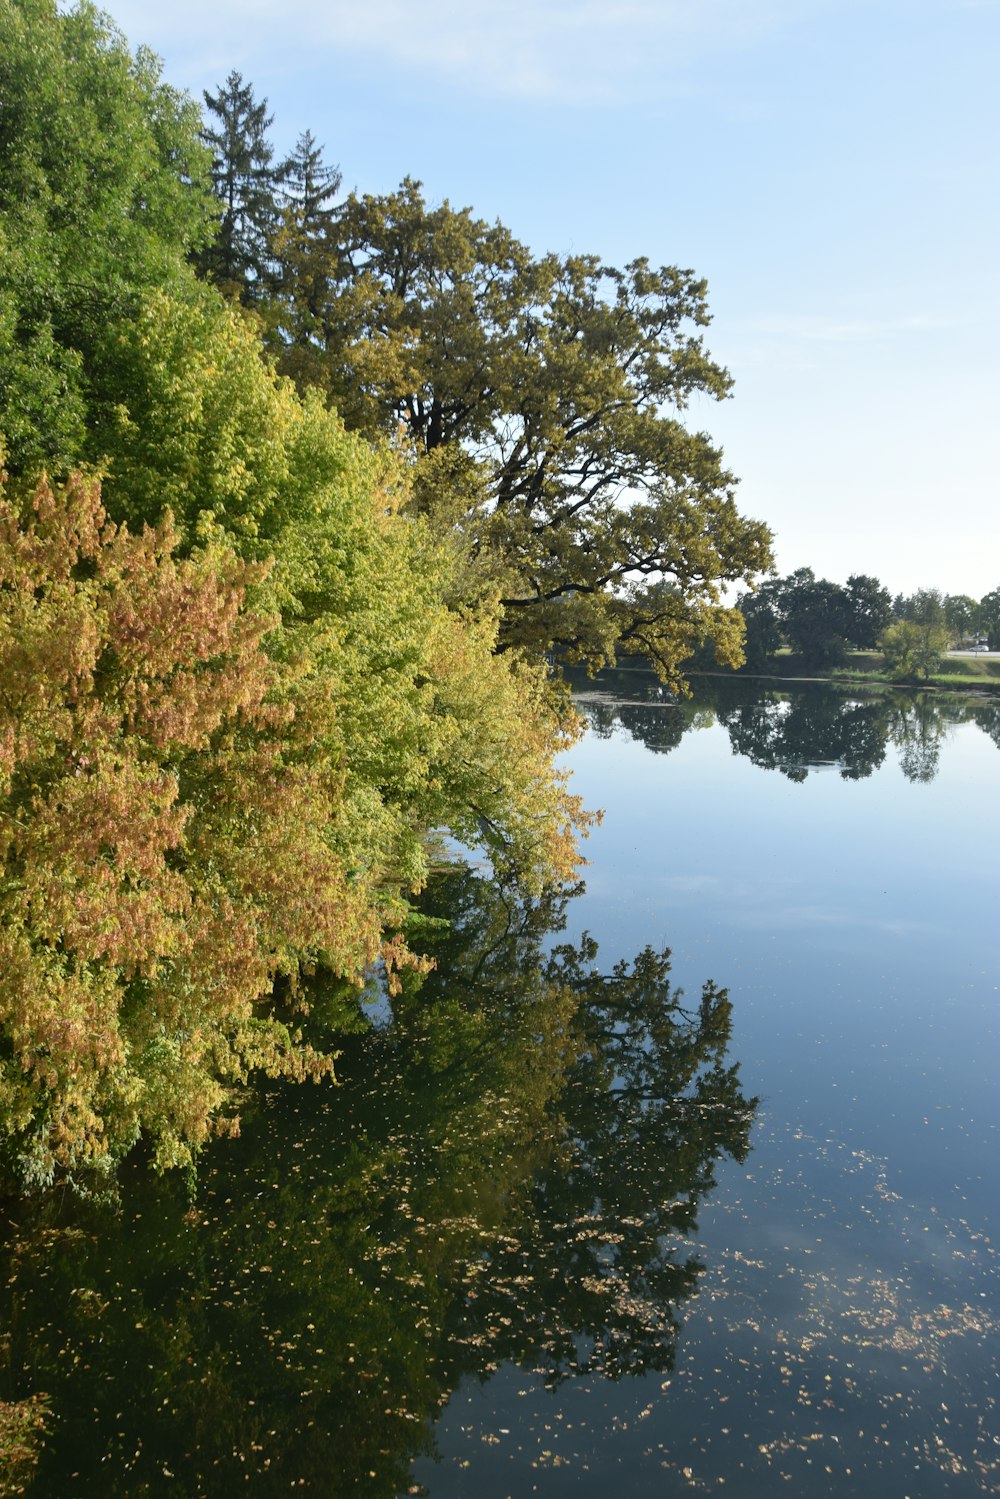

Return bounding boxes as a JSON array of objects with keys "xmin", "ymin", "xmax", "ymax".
[
  {"xmin": 267, "ymin": 130, "xmax": 342, "ymax": 386},
  {"xmin": 196, "ymin": 70, "xmax": 285, "ymax": 302}
]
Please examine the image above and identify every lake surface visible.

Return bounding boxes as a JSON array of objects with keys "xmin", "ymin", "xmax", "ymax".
[{"xmin": 2, "ymin": 675, "xmax": 998, "ymax": 1496}]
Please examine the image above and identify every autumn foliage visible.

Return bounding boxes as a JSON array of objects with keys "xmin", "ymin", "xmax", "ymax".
[
  {"xmin": 0, "ymin": 463, "xmax": 592, "ymax": 1188},
  {"xmin": 0, "ymin": 0, "xmax": 598, "ymax": 1192},
  {"xmin": 0, "ymin": 470, "xmax": 392, "ymax": 1183}
]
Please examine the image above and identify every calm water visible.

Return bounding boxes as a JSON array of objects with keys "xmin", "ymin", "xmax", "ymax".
[{"xmin": 1, "ymin": 676, "xmax": 998, "ymax": 1497}]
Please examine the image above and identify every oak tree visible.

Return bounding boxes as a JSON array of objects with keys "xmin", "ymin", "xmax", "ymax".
[{"xmin": 279, "ymin": 179, "xmax": 773, "ymax": 682}]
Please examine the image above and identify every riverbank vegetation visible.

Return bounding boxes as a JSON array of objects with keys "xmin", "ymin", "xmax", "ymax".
[
  {"xmin": 0, "ymin": 0, "xmax": 773, "ymax": 1191},
  {"xmin": 730, "ymin": 572, "xmax": 1000, "ymax": 689}
]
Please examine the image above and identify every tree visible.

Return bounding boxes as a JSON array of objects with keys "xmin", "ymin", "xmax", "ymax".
[
  {"xmin": 266, "ymin": 130, "xmax": 342, "ymax": 388},
  {"xmin": 774, "ymin": 568, "xmax": 853, "ymax": 667},
  {"xmin": 0, "ymin": 469, "xmax": 376, "ymax": 1184},
  {"xmin": 738, "ymin": 569, "xmax": 892, "ymax": 668},
  {"xmin": 86, "ymin": 285, "xmax": 595, "ymax": 894},
  {"xmin": 895, "ymin": 587, "xmax": 946, "ymax": 628},
  {"xmin": 943, "ymin": 593, "xmax": 978, "ymax": 646},
  {"xmin": 879, "ymin": 617, "xmax": 950, "ymax": 681},
  {"xmin": 0, "ymin": 0, "xmax": 214, "ymax": 472},
  {"xmin": 845, "ymin": 573, "xmax": 892, "ymax": 649},
  {"xmin": 979, "ymin": 587, "xmax": 1000, "ymax": 650},
  {"xmin": 735, "ymin": 576, "xmax": 784, "ymax": 669},
  {"xmin": 195, "ymin": 70, "xmax": 285, "ymax": 302},
  {"xmin": 0, "ymin": 12, "xmax": 597, "ymax": 1189},
  {"xmin": 289, "ymin": 179, "xmax": 773, "ymax": 682}
]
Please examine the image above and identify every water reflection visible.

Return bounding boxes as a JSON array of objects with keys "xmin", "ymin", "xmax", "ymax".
[
  {"xmin": 574, "ymin": 667, "xmax": 996, "ymax": 782},
  {"xmin": 0, "ymin": 872, "xmax": 755, "ymax": 1497}
]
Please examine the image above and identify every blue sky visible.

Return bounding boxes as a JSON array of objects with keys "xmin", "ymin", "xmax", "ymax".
[{"xmin": 109, "ymin": 0, "xmax": 999, "ymax": 598}]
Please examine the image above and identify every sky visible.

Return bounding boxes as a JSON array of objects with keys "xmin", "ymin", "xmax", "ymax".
[{"xmin": 107, "ymin": 0, "xmax": 999, "ymax": 599}]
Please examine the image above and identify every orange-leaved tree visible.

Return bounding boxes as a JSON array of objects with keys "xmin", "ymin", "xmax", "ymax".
[{"xmin": 0, "ymin": 468, "xmax": 399, "ymax": 1187}]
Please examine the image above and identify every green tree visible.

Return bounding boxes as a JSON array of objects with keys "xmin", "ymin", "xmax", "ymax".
[
  {"xmin": 895, "ymin": 587, "xmax": 946, "ymax": 627},
  {"xmin": 880, "ymin": 617, "xmax": 950, "ymax": 681},
  {"xmin": 978, "ymin": 587, "xmax": 1000, "ymax": 650},
  {"xmin": 943, "ymin": 593, "xmax": 979, "ymax": 646},
  {"xmin": 291, "ymin": 179, "xmax": 773, "ymax": 682},
  {"xmin": 845, "ymin": 573, "xmax": 892, "ymax": 649},
  {"xmin": 86, "ymin": 286, "xmax": 594, "ymax": 895},
  {"xmin": 195, "ymin": 70, "xmax": 286, "ymax": 302},
  {"xmin": 266, "ymin": 130, "xmax": 342, "ymax": 388},
  {"xmin": 0, "ymin": 8, "xmax": 596, "ymax": 1190},
  {"xmin": 735, "ymin": 576, "xmax": 784, "ymax": 669},
  {"xmin": 0, "ymin": 0, "xmax": 214, "ymax": 472},
  {"xmin": 775, "ymin": 569, "xmax": 854, "ymax": 667},
  {"xmin": 738, "ymin": 570, "xmax": 889, "ymax": 667}
]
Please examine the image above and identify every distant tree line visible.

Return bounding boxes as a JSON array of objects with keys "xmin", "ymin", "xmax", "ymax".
[{"xmin": 735, "ymin": 571, "xmax": 1000, "ymax": 680}]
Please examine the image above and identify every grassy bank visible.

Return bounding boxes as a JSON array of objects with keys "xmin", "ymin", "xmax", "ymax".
[
  {"xmin": 680, "ymin": 651, "xmax": 1000, "ymax": 696},
  {"xmin": 835, "ymin": 652, "xmax": 1000, "ymax": 693},
  {"xmin": 713, "ymin": 651, "xmax": 1000, "ymax": 694}
]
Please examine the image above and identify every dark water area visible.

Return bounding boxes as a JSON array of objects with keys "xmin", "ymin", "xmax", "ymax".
[{"xmin": 2, "ymin": 676, "xmax": 998, "ymax": 1496}]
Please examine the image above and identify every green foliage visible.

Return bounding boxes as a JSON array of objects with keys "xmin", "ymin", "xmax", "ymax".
[
  {"xmin": 195, "ymin": 70, "xmax": 286, "ymax": 303},
  {"xmin": 979, "ymin": 586, "xmax": 1000, "ymax": 650},
  {"xmin": 0, "ymin": 0, "xmax": 215, "ymax": 472},
  {"xmin": 266, "ymin": 130, "xmax": 342, "ymax": 382},
  {"xmin": 880, "ymin": 617, "xmax": 951, "ymax": 681},
  {"xmin": 943, "ymin": 593, "xmax": 979, "ymax": 646},
  {"xmin": 893, "ymin": 587, "xmax": 946, "ymax": 628},
  {"xmin": 738, "ymin": 569, "xmax": 893, "ymax": 669},
  {"xmin": 845, "ymin": 573, "xmax": 892, "ymax": 649},
  {"xmin": 268, "ymin": 177, "xmax": 773, "ymax": 683},
  {"xmin": 776, "ymin": 569, "xmax": 854, "ymax": 667},
  {"xmin": 87, "ymin": 285, "xmax": 594, "ymax": 896},
  {"xmin": 0, "ymin": 13, "xmax": 599, "ymax": 1188}
]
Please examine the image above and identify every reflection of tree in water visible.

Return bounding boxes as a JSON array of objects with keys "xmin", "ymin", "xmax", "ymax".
[
  {"xmin": 418, "ymin": 876, "xmax": 756, "ymax": 1386},
  {"xmin": 882, "ymin": 694, "xmax": 954, "ymax": 783},
  {"xmin": 570, "ymin": 664, "xmax": 734, "ymax": 757},
  {"xmin": 576, "ymin": 671, "xmax": 991, "ymax": 785},
  {"xmin": 0, "ymin": 871, "xmax": 755, "ymax": 1498},
  {"xmin": 971, "ymin": 697, "xmax": 1000, "ymax": 752},
  {"xmin": 717, "ymin": 691, "xmax": 889, "ymax": 781}
]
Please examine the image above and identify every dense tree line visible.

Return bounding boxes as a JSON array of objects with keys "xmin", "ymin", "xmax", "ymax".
[
  {"xmin": 0, "ymin": 1, "xmax": 773, "ymax": 1189},
  {"xmin": 737, "ymin": 571, "xmax": 1000, "ymax": 680},
  {"xmin": 0, "ymin": 0, "xmax": 593, "ymax": 1188}
]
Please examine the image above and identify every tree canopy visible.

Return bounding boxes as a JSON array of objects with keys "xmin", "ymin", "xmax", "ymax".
[
  {"xmin": 267, "ymin": 178, "xmax": 773, "ymax": 682},
  {"xmin": 738, "ymin": 568, "xmax": 893, "ymax": 668},
  {"xmin": 0, "ymin": 0, "xmax": 215, "ymax": 472}
]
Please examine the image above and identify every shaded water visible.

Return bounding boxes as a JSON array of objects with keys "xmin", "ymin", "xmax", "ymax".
[{"xmin": 2, "ymin": 676, "xmax": 998, "ymax": 1496}]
